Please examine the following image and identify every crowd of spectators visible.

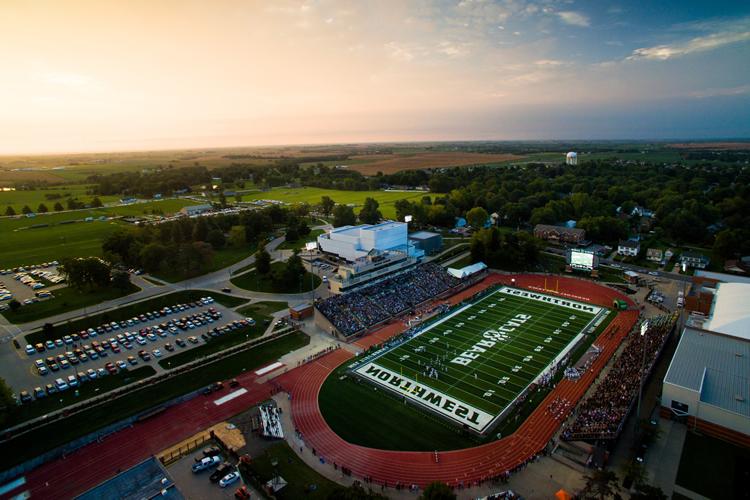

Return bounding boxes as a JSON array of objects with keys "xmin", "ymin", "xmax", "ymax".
[
  {"xmin": 563, "ymin": 313, "xmax": 677, "ymax": 440},
  {"xmin": 316, "ymin": 264, "xmax": 461, "ymax": 336}
]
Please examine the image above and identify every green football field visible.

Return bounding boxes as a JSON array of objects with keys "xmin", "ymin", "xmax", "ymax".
[{"xmin": 353, "ymin": 286, "xmax": 608, "ymax": 433}]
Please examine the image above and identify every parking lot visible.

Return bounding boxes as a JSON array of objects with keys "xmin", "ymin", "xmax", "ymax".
[
  {"xmin": 7, "ymin": 295, "xmax": 249, "ymax": 400},
  {"xmin": 168, "ymin": 447, "xmax": 244, "ymax": 499},
  {"xmin": 0, "ymin": 263, "xmax": 64, "ymax": 309}
]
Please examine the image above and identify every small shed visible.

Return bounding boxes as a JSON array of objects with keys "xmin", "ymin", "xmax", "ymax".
[{"xmin": 289, "ymin": 303, "xmax": 313, "ymax": 320}]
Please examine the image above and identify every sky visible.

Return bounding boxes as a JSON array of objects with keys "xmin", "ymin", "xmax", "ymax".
[{"xmin": 1, "ymin": 0, "xmax": 749, "ymax": 154}]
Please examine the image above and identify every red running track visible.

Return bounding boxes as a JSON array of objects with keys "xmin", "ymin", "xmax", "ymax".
[{"xmin": 277, "ymin": 274, "xmax": 639, "ymax": 488}]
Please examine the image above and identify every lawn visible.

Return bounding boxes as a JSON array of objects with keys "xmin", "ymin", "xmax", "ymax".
[
  {"xmin": 240, "ymin": 187, "xmax": 426, "ymax": 219},
  {"xmin": 0, "ymin": 199, "xmax": 202, "ymax": 268},
  {"xmin": 242, "ymin": 442, "xmax": 341, "ymax": 500},
  {"xmin": 0, "ymin": 332, "xmax": 310, "ymax": 471},
  {"xmin": 7, "ymin": 366, "xmax": 156, "ymax": 427},
  {"xmin": 278, "ymin": 229, "xmax": 324, "ymax": 251},
  {"xmin": 675, "ymin": 431, "xmax": 750, "ymax": 500},
  {"xmin": 237, "ymin": 301, "xmax": 288, "ymax": 318},
  {"xmin": 231, "ymin": 262, "xmax": 320, "ymax": 294},
  {"xmin": 4, "ymin": 283, "xmax": 140, "ymax": 325},
  {"xmin": 24, "ymin": 290, "xmax": 247, "ymax": 344}
]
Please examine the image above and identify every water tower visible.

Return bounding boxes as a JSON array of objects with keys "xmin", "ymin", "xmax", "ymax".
[{"xmin": 565, "ymin": 151, "xmax": 578, "ymax": 165}]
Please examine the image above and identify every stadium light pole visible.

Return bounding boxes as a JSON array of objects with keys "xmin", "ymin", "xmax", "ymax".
[{"xmin": 636, "ymin": 320, "xmax": 649, "ymax": 434}]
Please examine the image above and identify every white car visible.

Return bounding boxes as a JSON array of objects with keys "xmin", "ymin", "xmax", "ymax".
[
  {"xmin": 192, "ymin": 455, "xmax": 221, "ymax": 472},
  {"xmin": 219, "ymin": 470, "xmax": 240, "ymax": 488},
  {"xmin": 152, "ymin": 349, "xmax": 162, "ymax": 358},
  {"xmin": 25, "ymin": 344, "xmax": 35, "ymax": 355}
]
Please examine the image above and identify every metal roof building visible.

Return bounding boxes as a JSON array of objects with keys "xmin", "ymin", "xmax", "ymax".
[{"xmin": 662, "ymin": 326, "xmax": 750, "ymax": 438}]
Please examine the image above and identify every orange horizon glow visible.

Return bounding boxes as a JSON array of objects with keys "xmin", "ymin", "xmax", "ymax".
[{"xmin": 1, "ymin": 0, "xmax": 749, "ymax": 155}]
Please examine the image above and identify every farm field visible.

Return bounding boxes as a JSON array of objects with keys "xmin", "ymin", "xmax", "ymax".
[
  {"xmin": 343, "ymin": 151, "xmax": 523, "ymax": 174},
  {"xmin": 351, "ymin": 286, "xmax": 608, "ymax": 433},
  {"xmin": 0, "ymin": 199, "xmax": 202, "ymax": 268},
  {"xmin": 0, "ymin": 185, "xmax": 121, "ymax": 213},
  {"xmin": 242, "ymin": 187, "xmax": 427, "ymax": 219}
]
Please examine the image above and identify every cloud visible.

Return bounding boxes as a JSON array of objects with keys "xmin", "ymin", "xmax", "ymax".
[
  {"xmin": 687, "ymin": 84, "xmax": 750, "ymax": 99},
  {"xmin": 557, "ymin": 11, "xmax": 590, "ymax": 27},
  {"xmin": 627, "ymin": 30, "xmax": 750, "ymax": 60}
]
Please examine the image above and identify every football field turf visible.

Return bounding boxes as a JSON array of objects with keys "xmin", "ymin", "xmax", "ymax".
[{"xmin": 353, "ymin": 286, "xmax": 608, "ymax": 433}]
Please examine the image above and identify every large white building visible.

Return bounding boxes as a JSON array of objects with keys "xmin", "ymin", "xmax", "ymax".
[
  {"xmin": 661, "ymin": 282, "xmax": 750, "ymax": 444},
  {"xmin": 316, "ymin": 222, "xmax": 424, "ymax": 293}
]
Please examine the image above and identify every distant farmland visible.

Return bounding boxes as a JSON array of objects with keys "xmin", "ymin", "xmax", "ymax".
[{"xmin": 342, "ymin": 152, "xmax": 522, "ymax": 174}]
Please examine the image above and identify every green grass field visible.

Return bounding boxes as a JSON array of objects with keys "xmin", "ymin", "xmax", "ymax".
[
  {"xmin": 278, "ymin": 229, "xmax": 324, "ymax": 251},
  {"xmin": 0, "ymin": 199, "xmax": 201, "ymax": 268},
  {"xmin": 241, "ymin": 187, "xmax": 426, "ymax": 219},
  {"xmin": 243, "ymin": 442, "xmax": 341, "ymax": 500},
  {"xmin": 0, "ymin": 184, "xmax": 121, "ymax": 213},
  {"xmin": 352, "ymin": 286, "xmax": 607, "ymax": 432}
]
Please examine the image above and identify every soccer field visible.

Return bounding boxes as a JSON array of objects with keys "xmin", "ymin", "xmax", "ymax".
[{"xmin": 353, "ymin": 286, "xmax": 609, "ymax": 433}]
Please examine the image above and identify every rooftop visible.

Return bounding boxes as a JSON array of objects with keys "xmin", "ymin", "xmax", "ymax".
[
  {"xmin": 704, "ymin": 283, "xmax": 750, "ymax": 340},
  {"xmin": 694, "ymin": 270, "xmax": 750, "ymax": 285},
  {"xmin": 408, "ymin": 231, "xmax": 440, "ymax": 240},
  {"xmin": 75, "ymin": 457, "xmax": 183, "ymax": 500},
  {"xmin": 664, "ymin": 327, "xmax": 750, "ymax": 418}
]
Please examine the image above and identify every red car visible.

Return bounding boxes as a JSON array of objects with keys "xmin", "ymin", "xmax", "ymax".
[{"xmin": 104, "ymin": 362, "xmax": 117, "ymax": 375}]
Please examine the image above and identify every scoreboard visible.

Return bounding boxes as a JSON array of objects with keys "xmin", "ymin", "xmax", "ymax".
[{"xmin": 568, "ymin": 249, "xmax": 598, "ymax": 270}]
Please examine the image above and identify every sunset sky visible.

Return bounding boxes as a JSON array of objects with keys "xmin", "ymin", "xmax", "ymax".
[{"xmin": 1, "ymin": 0, "xmax": 749, "ymax": 154}]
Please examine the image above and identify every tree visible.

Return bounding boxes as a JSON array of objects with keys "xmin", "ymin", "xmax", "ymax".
[
  {"xmin": 5, "ymin": 206, "xmax": 15, "ymax": 216},
  {"xmin": 8, "ymin": 300, "xmax": 21, "ymax": 312},
  {"xmin": 578, "ymin": 469, "xmax": 622, "ymax": 500},
  {"xmin": 320, "ymin": 196, "xmax": 335, "ymax": 216},
  {"xmin": 111, "ymin": 269, "xmax": 131, "ymax": 290},
  {"xmin": 419, "ymin": 482, "xmax": 456, "ymax": 500},
  {"xmin": 42, "ymin": 323, "xmax": 55, "ymax": 338},
  {"xmin": 333, "ymin": 204, "xmax": 356, "ymax": 227},
  {"xmin": 255, "ymin": 248, "xmax": 272, "ymax": 275},
  {"xmin": 139, "ymin": 242, "xmax": 168, "ymax": 273},
  {"xmin": 0, "ymin": 377, "xmax": 17, "ymax": 428},
  {"xmin": 466, "ymin": 206, "xmax": 489, "ymax": 229},
  {"xmin": 328, "ymin": 483, "xmax": 388, "ymax": 499},
  {"xmin": 37, "ymin": 203, "xmax": 48, "ymax": 213},
  {"xmin": 228, "ymin": 225, "xmax": 246, "ymax": 247},
  {"xmin": 192, "ymin": 217, "xmax": 209, "ymax": 242},
  {"xmin": 59, "ymin": 257, "xmax": 112, "ymax": 289},
  {"xmin": 53, "ymin": 201, "xmax": 64, "ymax": 212},
  {"xmin": 21, "ymin": 205, "xmax": 32, "ymax": 214},
  {"xmin": 218, "ymin": 192, "xmax": 227, "ymax": 208},
  {"xmin": 358, "ymin": 197, "xmax": 382, "ymax": 224},
  {"xmin": 207, "ymin": 229, "xmax": 226, "ymax": 249},
  {"xmin": 630, "ymin": 484, "xmax": 667, "ymax": 500},
  {"xmin": 91, "ymin": 196, "xmax": 103, "ymax": 208},
  {"xmin": 284, "ymin": 252, "xmax": 306, "ymax": 285}
]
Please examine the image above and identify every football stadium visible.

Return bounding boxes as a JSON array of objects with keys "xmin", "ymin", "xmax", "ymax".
[{"xmin": 350, "ymin": 286, "xmax": 610, "ymax": 433}]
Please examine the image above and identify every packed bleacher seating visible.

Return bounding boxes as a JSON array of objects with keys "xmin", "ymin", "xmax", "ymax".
[
  {"xmin": 563, "ymin": 313, "xmax": 678, "ymax": 441},
  {"xmin": 316, "ymin": 263, "xmax": 461, "ymax": 336}
]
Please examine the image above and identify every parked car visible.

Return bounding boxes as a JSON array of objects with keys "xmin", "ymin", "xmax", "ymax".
[
  {"xmin": 192, "ymin": 455, "xmax": 221, "ymax": 473},
  {"xmin": 219, "ymin": 470, "xmax": 240, "ymax": 488},
  {"xmin": 202, "ymin": 445, "xmax": 221, "ymax": 457},
  {"xmin": 210, "ymin": 462, "xmax": 233, "ymax": 482}
]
